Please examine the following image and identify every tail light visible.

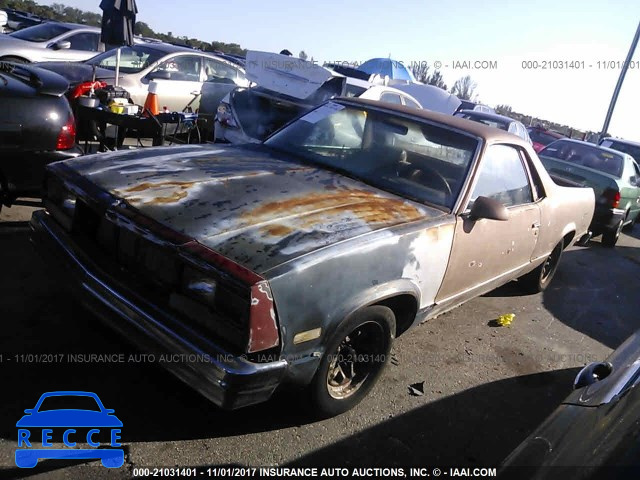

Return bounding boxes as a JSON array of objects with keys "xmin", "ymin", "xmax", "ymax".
[
  {"xmin": 56, "ymin": 114, "xmax": 76, "ymax": 150},
  {"xmin": 603, "ymin": 189, "xmax": 621, "ymax": 208},
  {"xmin": 216, "ymin": 102, "xmax": 238, "ymax": 128},
  {"xmin": 69, "ymin": 80, "xmax": 107, "ymax": 100}
]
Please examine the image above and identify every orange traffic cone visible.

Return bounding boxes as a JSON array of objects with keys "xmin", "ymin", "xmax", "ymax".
[{"xmin": 143, "ymin": 80, "xmax": 159, "ymax": 117}]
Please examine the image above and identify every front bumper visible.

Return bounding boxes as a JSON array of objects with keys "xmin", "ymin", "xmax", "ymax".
[
  {"xmin": 590, "ymin": 205, "xmax": 625, "ymax": 234},
  {"xmin": 30, "ymin": 210, "xmax": 288, "ymax": 410}
]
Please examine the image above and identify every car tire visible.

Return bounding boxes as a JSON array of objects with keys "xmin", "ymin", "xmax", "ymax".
[
  {"xmin": 0, "ymin": 55, "xmax": 28, "ymax": 64},
  {"xmin": 309, "ymin": 305, "xmax": 395, "ymax": 418},
  {"xmin": 602, "ymin": 219, "xmax": 623, "ymax": 247},
  {"xmin": 518, "ymin": 239, "xmax": 564, "ymax": 293}
]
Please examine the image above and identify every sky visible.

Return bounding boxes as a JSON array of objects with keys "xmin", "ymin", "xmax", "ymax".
[{"xmin": 43, "ymin": 0, "xmax": 640, "ymax": 140}]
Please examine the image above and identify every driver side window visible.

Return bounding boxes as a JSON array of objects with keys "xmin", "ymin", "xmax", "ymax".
[
  {"xmin": 67, "ymin": 32, "xmax": 100, "ymax": 51},
  {"xmin": 470, "ymin": 144, "xmax": 533, "ymax": 208},
  {"xmin": 152, "ymin": 55, "xmax": 202, "ymax": 81}
]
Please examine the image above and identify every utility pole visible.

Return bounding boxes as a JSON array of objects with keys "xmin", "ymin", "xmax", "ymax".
[{"xmin": 600, "ymin": 21, "xmax": 640, "ymax": 140}]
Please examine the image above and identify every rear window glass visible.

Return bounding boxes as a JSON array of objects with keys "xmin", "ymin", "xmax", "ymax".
[
  {"xmin": 601, "ymin": 140, "xmax": 640, "ymax": 164},
  {"xmin": 10, "ymin": 23, "xmax": 70, "ymax": 42},
  {"xmin": 528, "ymin": 129, "xmax": 562, "ymax": 146},
  {"xmin": 541, "ymin": 140, "xmax": 624, "ymax": 177}
]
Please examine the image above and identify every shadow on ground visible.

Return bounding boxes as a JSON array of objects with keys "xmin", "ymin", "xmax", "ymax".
[
  {"xmin": 297, "ymin": 370, "xmax": 576, "ymax": 466},
  {"xmin": 542, "ymin": 247, "xmax": 640, "ymax": 349}
]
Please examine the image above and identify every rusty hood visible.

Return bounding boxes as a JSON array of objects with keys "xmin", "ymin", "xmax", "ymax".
[{"xmin": 63, "ymin": 145, "xmax": 444, "ymax": 273}]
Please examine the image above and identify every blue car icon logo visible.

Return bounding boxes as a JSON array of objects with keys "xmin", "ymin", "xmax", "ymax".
[{"xmin": 16, "ymin": 391, "xmax": 123, "ymax": 468}]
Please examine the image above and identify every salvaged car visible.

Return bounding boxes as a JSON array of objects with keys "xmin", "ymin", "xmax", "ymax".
[
  {"xmin": 31, "ymin": 98, "xmax": 594, "ymax": 417},
  {"xmin": 0, "ymin": 62, "xmax": 80, "ymax": 211},
  {"xmin": 539, "ymin": 139, "xmax": 640, "ymax": 247},
  {"xmin": 501, "ymin": 329, "xmax": 640, "ymax": 478},
  {"xmin": 209, "ymin": 51, "xmax": 423, "ymax": 144}
]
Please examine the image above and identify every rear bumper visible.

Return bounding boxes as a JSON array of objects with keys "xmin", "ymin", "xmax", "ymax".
[
  {"xmin": 29, "ymin": 210, "xmax": 288, "ymax": 410},
  {"xmin": 590, "ymin": 205, "xmax": 625, "ymax": 233}
]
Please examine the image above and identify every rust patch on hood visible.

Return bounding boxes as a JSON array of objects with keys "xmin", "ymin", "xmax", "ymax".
[
  {"xmin": 246, "ymin": 189, "xmax": 423, "ymax": 236},
  {"xmin": 116, "ymin": 181, "xmax": 196, "ymax": 206},
  {"xmin": 262, "ymin": 224, "xmax": 295, "ymax": 237},
  {"xmin": 124, "ymin": 181, "xmax": 196, "ymax": 193}
]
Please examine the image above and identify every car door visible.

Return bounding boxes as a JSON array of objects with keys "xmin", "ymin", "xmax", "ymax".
[
  {"xmin": 43, "ymin": 31, "xmax": 101, "ymax": 62},
  {"xmin": 146, "ymin": 54, "xmax": 204, "ymax": 112},
  {"xmin": 199, "ymin": 57, "xmax": 244, "ymax": 116},
  {"xmin": 435, "ymin": 144, "xmax": 541, "ymax": 304}
]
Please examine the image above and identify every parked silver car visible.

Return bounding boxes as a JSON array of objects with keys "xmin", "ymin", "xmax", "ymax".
[
  {"xmin": 38, "ymin": 43, "xmax": 250, "ymax": 112},
  {"xmin": 0, "ymin": 22, "xmax": 109, "ymax": 63}
]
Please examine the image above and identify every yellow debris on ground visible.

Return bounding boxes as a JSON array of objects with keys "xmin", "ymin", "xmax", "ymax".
[{"xmin": 496, "ymin": 313, "xmax": 515, "ymax": 326}]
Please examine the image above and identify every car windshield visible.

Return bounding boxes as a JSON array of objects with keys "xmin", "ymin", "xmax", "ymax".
[
  {"xmin": 86, "ymin": 45, "xmax": 165, "ymax": 73},
  {"xmin": 600, "ymin": 140, "xmax": 640, "ymax": 164},
  {"xmin": 10, "ymin": 23, "xmax": 71, "ymax": 42},
  {"xmin": 457, "ymin": 113, "xmax": 509, "ymax": 131},
  {"xmin": 345, "ymin": 84, "xmax": 368, "ymax": 97},
  {"xmin": 541, "ymin": 140, "xmax": 624, "ymax": 177},
  {"xmin": 528, "ymin": 129, "xmax": 562, "ymax": 146},
  {"xmin": 265, "ymin": 101, "xmax": 478, "ymax": 210},
  {"xmin": 38, "ymin": 395, "xmax": 101, "ymax": 412}
]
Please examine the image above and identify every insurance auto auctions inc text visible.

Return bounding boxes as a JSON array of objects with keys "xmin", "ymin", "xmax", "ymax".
[{"xmin": 143, "ymin": 467, "xmax": 499, "ymax": 478}]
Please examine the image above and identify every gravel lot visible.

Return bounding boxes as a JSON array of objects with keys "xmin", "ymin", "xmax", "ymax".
[{"xmin": 1, "ymin": 203, "xmax": 639, "ymax": 479}]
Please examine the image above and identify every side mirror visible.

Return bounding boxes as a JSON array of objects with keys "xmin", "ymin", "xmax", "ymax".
[
  {"xmin": 23, "ymin": 409, "xmax": 33, "ymax": 414},
  {"xmin": 468, "ymin": 196, "xmax": 509, "ymax": 221},
  {"xmin": 574, "ymin": 361, "xmax": 613, "ymax": 389},
  {"xmin": 104, "ymin": 409, "xmax": 115, "ymax": 414},
  {"xmin": 146, "ymin": 70, "xmax": 171, "ymax": 80},
  {"xmin": 52, "ymin": 40, "xmax": 71, "ymax": 50}
]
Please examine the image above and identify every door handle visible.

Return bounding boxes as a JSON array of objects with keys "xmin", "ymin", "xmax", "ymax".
[{"xmin": 532, "ymin": 222, "xmax": 541, "ymax": 229}]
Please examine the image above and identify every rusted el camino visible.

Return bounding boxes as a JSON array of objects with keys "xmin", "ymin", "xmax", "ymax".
[{"xmin": 31, "ymin": 98, "xmax": 595, "ymax": 417}]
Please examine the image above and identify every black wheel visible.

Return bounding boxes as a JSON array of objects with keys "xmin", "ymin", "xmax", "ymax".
[
  {"xmin": 309, "ymin": 305, "xmax": 395, "ymax": 417},
  {"xmin": 518, "ymin": 240, "xmax": 564, "ymax": 293},
  {"xmin": 602, "ymin": 219, "xmax": 623, "ymax": 247},
  {"xmin": 0, "ymin": 56, "xmax": 29, "ymax": 64}
]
